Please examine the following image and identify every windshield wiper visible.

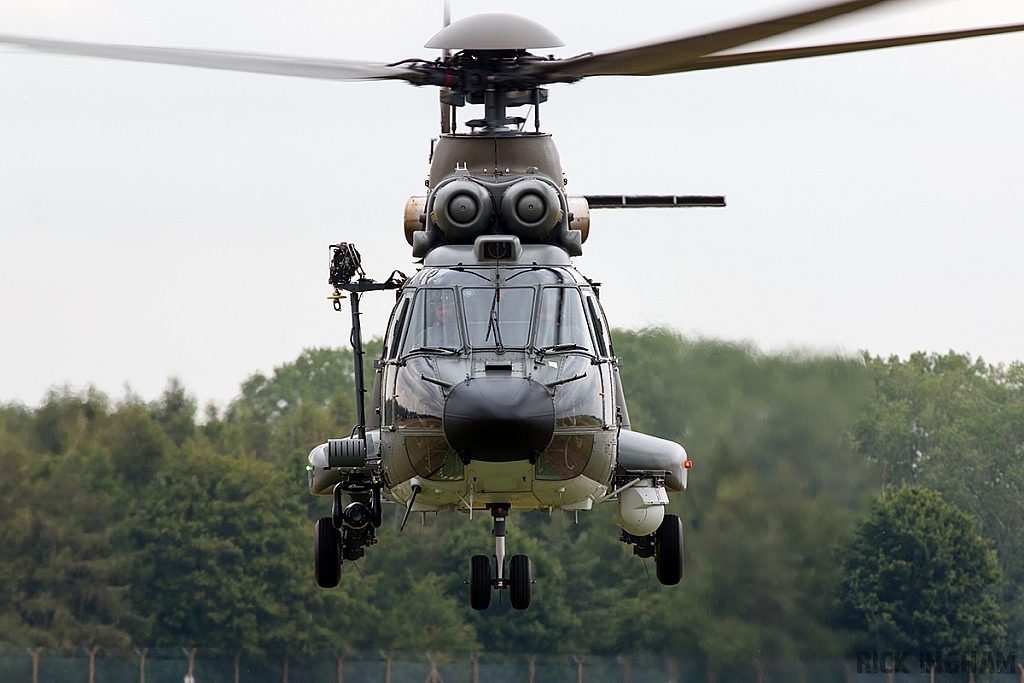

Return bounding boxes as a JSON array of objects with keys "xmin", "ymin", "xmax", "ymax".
[
  {"xmin": 405, "ymin": 346, "xmax": 459, "ymax": 356},
  {"xmin": 538, "ymin": 343, "xmax": 590, "ymax": 354},
  {"xmin": 484, "ymin": 288, "xmax": 505, "ymax": 353}
]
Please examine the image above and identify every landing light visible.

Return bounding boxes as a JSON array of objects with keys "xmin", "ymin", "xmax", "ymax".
[{"xmin": 683, "ymin": 460, "xmax": 692, "ymax": 469}]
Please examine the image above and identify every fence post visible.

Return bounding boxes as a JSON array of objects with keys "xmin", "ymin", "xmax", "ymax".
[
  {"xmin": 669, "ymin": 657, "xmax": 680, "ymax": 683},
  {"xmin": 755, "ymin": 659, "xmax": 765, "ymax": 683},
  {"xmin": 188, "ymin": 647, "xmax": 197, "ymax": 682},
  {"xmin": 528, "ymin": 655, "xmax": 536, "ymax": 683},
  {"xmin": 235, "ymin": 649, "xmax": 243, "ymax": 683},
  {"xmin": 620, "ymin": 656, "xmax": 631, "ymax": 683},
  {"xmin": 88, "ymin": 646, "xmax": 99, "ymax": 683},
  {"xmin": 575, "ymin": 655, "xmax": 585, "ymax": 683},
  {"xmin": 385, "ymin": 651, "xmax": 393, "ymax": 683},
  {"xmin": 472, "ymin": 653, "xmax": 480, "ymax": 683},
  {"xmin": 30, "ymin": 647, "xmax": 42, "ymax": 683},
  {"xmin": 337, "ymin": 653, "xmax": 344, "ymax": 683},
  {"xmin": 283, "ymin": 652, "xmax": 289, "ymax": 683},
  {"xmin": 138, "ymin": 647, "xmax": 148, "ymax": 683}
]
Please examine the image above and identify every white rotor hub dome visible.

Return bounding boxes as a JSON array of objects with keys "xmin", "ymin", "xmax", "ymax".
[{"xmin": 425, "ymin": 14, "xmax": 564, "ymax": 51}]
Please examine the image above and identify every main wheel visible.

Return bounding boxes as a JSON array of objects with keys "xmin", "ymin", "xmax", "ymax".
[
  {"xmin": 314, "ymin": 517, "xmax": 342, "ymax": 588},
  {"xmin": 469, "ymin": 555, "xmax": 492, "ymax": 610},
  {"xmin": 509, "ymin": 554, "xmax": 532, "ymax": 610},
  {"xmin": 655, "ymin": 514, "xmax": 683, "ymax": 586}
]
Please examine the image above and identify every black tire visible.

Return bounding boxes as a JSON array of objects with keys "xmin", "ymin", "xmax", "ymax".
[
  {"xmin": 314, "ymin": 517, "xmax": 342, "ymax": 588},
  {"xmin": 655, "ymin": 514, "xmax": 683, "ymax": 586},
  {"xmin": 509, "ymin": 554, "xmax": 532, "ymax": 610},
  {"xmin": 469, "ymin": 555, "xmax": 492, "ymax": 610}
]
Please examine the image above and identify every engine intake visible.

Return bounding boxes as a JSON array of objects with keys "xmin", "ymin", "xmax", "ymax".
[
  {"xmin": 432, "ymin": 178, "xmax": 493, "ymax": 240},
  {"xmin": 500, "ymin": 178, "xmax": 561, "ymax": 239}
]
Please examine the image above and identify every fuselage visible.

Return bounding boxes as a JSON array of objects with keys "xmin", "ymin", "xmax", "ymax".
[{"xmin": 372, "ymin": 243, "xmax": 624, "ymax": 512}]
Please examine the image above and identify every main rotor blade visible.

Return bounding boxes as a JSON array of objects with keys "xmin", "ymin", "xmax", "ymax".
[
  {"xmin": 528, "ymin": 0, "xmax": 911, "ymax": 79},
  {"xmin": 677, "ymin": 22, "xmax": 1024, "ymax": 72},
  {"xmin": 0, "ymin": 34, "xmax": 420, "ymax": 82}
]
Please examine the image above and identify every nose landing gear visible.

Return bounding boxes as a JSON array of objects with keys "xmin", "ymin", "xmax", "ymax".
[{"xmin": 468, "ymin": 504, "xmax": 533, "ymax": 610}]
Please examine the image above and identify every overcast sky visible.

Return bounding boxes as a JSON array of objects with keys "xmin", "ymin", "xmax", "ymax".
[{"xmin": 1, "ymin": 0, "xmax": 1022, "ymax": 410}]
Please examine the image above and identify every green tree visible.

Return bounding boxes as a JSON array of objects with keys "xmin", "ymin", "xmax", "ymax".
[
  {"xmin": 853, "ymin": 352, "xmax": 1024, "ymax": 648},
  {"xmin": 0, "ymin": 390, "xmax": 140, "ymax": 647},
  {"xmin": 838, "ymin": 486, "xmax": 1004, "ymax": 653},
  {"xmin": 150, "ymin": 377, "xmax": 197, "ymax": 447},
  {"xmin": 132, "ymin": 441, "xmax": 365, "ymax": 653},
  {"xmin": 226, "ymin": 344, "xmax": 380, "ymax": 463}
]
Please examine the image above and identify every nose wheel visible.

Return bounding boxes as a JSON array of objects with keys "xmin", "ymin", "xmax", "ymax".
[
  {"xmin": 469, "ymin": 555, "xmax": 492, "ymax": 610},
  {"xmin": 508, "ymin": 553, "xmax": 532, "ymax": 610},
  {"xmin": 468, "ymin": 504, "xmax": 532, "ymax": 610}
]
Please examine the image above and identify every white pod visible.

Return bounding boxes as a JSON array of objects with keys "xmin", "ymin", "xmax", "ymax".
[{"xmin": 611, "ymin": 486, "xmax": 669, "ymax": 536}]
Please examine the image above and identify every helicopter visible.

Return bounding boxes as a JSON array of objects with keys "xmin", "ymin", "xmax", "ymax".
[{"xmin": 3, "ymin": 0, "xmax": 1023, "ymax": 611}]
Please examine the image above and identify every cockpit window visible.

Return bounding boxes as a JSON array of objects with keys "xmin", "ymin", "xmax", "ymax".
[
  {"xmin": 385, "ymin": 298, "xmax": 409, "ymax": 360},
  {"xmin": 535, "ymin": 287, "xmax": 593, "ymax": 352},
  {"xmin": 586, "ymin": 296, "xmax": 612, "ymax": 358},
  {"xmin": 461, "ymin": 287, "xmax": 534, "ymax": 348},
  {"xmin": 402, "ymin": 288, "xmax": 461, "ymax": 354}
]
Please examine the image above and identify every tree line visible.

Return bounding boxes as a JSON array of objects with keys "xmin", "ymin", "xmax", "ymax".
[{"xmin": 0, "ymin": 329, "xmax": 1018, "ymax": 676}]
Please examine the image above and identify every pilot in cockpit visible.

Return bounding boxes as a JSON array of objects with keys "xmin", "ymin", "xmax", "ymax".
[
  {"xmin": 535, "ymin": 288, "xmax": 593, "ymax": 351},
  {"xmin": 408, "ymin": 289, "xmax": 461, "ymax": 350}
]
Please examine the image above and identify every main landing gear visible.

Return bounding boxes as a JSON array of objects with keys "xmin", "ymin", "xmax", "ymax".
[
  {"xmin": 314, "ymin": 483, "xmax": 382, "ymax": 588},
  {"xmin": 622, "ymin": 513, "xmax": 683, "ymax": 586},
  {"xmin": 469, "ymin": 504, "xmax": 533, "ymax": 610}
]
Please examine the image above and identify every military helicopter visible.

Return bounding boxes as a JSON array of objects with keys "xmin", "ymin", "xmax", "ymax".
[{"xmin": 4, "ymin": 0, "xmax": 1023, "ymax": 611}]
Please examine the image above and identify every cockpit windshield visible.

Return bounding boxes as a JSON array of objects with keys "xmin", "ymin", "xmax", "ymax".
[
  {"xmin": 535, "ymin": 287, "xmax": 593, "ymax": 352},
  {"xmin": 395, "ymin": 279, "xmax": 597, "ymax": 357},
  {"xmin": 402, "ymin": 288, "xmax": 461, "ymax": 354},
  {"xmin": 462, "ymin": 287, "xmax": 533, "ymax": 348}
]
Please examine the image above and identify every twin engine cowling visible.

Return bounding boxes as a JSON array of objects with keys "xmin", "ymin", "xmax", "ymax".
[
  {"xmin": 432, "ymin": 173, "xmax": 564, "ymax": 242},
  {"xmin": 405, "ymin": 171, "xmax": 585, "ymax": 257}
]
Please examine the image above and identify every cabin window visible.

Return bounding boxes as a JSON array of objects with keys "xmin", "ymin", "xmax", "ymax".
[
  {"xmin": 461, "ymin": 287, "xmax": 534, "ymax": 348},
  {"xmin": 535, "ymin": 287, "xmax": 593, "ymax": 352},
  {"xmin": 535, "ymin": 435, "xmax": 594, "ymax": 480},
  {"xmin": 402, "ymin": 288, "xmax": 461, "ymax": 354},
  {"xmin": 553, "ymin": 355, "xmax": 604, "ymax": 428}
]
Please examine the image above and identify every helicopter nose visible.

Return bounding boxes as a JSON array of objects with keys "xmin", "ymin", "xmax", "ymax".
[{"xmin": 443, "ymin": 377, "xmax": 554, "ymax": 462}]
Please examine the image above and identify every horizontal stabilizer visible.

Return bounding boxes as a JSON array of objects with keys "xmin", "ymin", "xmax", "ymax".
[{"xmin": 584, "ymin": 195, "xmax": 725, "ymax": 208}]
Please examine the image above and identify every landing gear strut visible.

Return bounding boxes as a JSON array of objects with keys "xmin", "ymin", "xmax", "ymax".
[{"xmin": 468, "ymin": 504, "xmax": 532, "ymax": 610}]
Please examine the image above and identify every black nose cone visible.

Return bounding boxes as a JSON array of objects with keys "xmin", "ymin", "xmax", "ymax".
[{"xmin": 443, "ymin": 378, "xmax": 555, "ymax": 462}]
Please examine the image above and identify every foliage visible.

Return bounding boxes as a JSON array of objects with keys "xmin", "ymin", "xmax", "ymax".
[
  {"xmin": 852, "ymin": 352, "xmax": 1024, "ymax": 650},
  {"xmin": 0, "ymin": 336, "xmax": 1019, "ymax": 662},
  {"xmin": 131, "ymin": 441, "xmax": 355, "ymax": 653},
  {"xmin": 0, "ymin": 389, "xmax": 137, "ymax": 647},
  {"xmin": 838, "ymin": 486, "xmax": 1005, "ymax": 652}
]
